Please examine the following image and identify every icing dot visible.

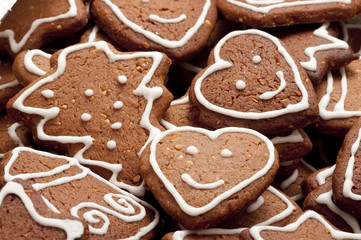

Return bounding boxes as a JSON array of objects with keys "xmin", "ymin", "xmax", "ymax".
[
  {"xmin": 253, "ymin": 55, "xmax": 261, "ymax": 64},
  {"xmin": 81, "ymin": 113, "xmax": 92, "ymax": 122},
  {"xmin": 186, "ymin": 146, "xmax": 198, "ymax": 155},
  {"xmin": 236, "ymin": 80, "xmax": 246, "ymax": 90},
  {"xmin": 41, "ymin": 89, "xmax": 54, "ymax": 98},
  {"xmin": 221, "ymin": 149, "xmax": 232, "ymax": 158},
  {"xmin": 111, "ymin": 122, "xmax": 122, "ymax": 129},
  {"xmin": 107, "ymin": 140, "xmax": 116, "ymax": 150},
  {"xmin": 85, "ymin": 89, "xmax": 93, "ymax": 97},
  {"xmin": 113, "ymin": 101, "xmax": 123, "ymax": 109},
  {"xmin": 117, "ymin": 75, "xmax": 127, "ymax": 84}
]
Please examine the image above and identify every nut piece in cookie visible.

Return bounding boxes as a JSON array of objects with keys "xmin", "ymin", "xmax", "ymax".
[{"xmin": 140, "ymin": 126, "xmax": 279, "ymax": 230}]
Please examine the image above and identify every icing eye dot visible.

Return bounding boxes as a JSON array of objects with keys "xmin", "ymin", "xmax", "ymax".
[
  {"xmin": 186, "ymin": 146, "xmax": 198, "ymax": 155},
  {"xmin": 111, "ymin": 122, "xmax": 122, "ymax": 129},
  {"xmin": 117, "ymin": 75, "xmax": 127, "ymax": 84},
  {"xmin": 236, "ymin": 80, "xmax": 246, "ymax": 90},
  {"xmin": 41, "ymin": 89, "xmax": 54, "ymax": 98},
  {"xmin": 252, "ymin": 55, "xmax": 261, "ymax": 64},
  {"xmin": 85, "ymin": 89, "xmax": 93, "ymax": 97},
  {"xmin": 113, "ymin": 101, "xmax": 123, "ymax": 109},
  {"xmin": 81, "ymin": 113, "xmax": 92, "ymax": 122},
  {"xmin": 221, "ymin": 149, "xmax": 232, "ymax": 158},
  {"xmin": 107, "ymin": 140, "xmax": 116, "ymax": 150}
]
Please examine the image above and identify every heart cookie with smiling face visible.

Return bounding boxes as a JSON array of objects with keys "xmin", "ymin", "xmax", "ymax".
[
  {"xmin": 90, "ymin": 0, "xmax": 218, "ymax": 61},
  {"xmin": 140, "ymin": 126, "xmax": 279, "ymax": 230},
  {"xmin": 189, "ymin": 29, "xmax": 318, "ymax": 136}
]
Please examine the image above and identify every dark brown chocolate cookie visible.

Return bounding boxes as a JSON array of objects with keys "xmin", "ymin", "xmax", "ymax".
[
  {"xmin": 189, "ymin": 29, "xmax": 319, "ymax": 136},
  {"xmin": 90, "ymin": 0, "xmax": 218, "ymax": 61},
  {"xmin": 0, "ymin": 0, "xmax": 88, "ymax": 58},
  {"xmin": 140, "ymin": 126, "xmax": 279, "ymax": 230},
  {"xmin": 7, "ymin": 41, "xmax": 173, "ymax": 196}
]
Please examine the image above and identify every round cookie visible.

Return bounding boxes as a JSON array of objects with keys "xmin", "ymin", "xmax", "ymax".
[
  {"xmin": 90, "ymin": 0, "xmax": 218, "ymax": 61},
  {"xmin": 217, "ymin": 0, "xmax": 361, "ymax": 28},
  {"xmin": 6, "ymin": 41, "xmax": 173, "ymax": 196},
  {"xmin": 140, "ymin": 126, "xmax": 279, "ymax": 230},
  {"xmin": 189, "ymin": 29, "xmax": 319, "ymax": 136},
  {"xmin": 0, "ymin": 0, "xmax": 88, "ymax": 58}
]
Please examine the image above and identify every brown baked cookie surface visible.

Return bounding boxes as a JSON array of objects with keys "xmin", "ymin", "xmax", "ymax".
[
  {"xmin": 6, "ymin": 41, "xmax": 173, "ymax": 196},
  {"xmin": 272, "ymin": 22, "xmax": 359, "ymax": 85},
  {"xmin": 217, "ymin": 0, "xmax": 361, "ymax": 28},
  {"xmin": 0, "ymin": 147, "xmax": 160, "ymax": 239},
  {"xmin": 0, "ymin": 179, "xmax": 89, "ymax": 240},
  {"xmin": 189, "ymin": 29, "xmax": 318, "ymax": 136},
  {"xmin": 240, "ymin": 210, "xmax": 361, "ymax": 239},
  {"xmin": 0, "ymin": 0, "xmax": 88, "ymax": 58},
  {"xmin": 140, "ymin": 126, "xmax": 279, "ymax": 230},
  {"xmin": 90, "ymin": 0, "xmax": 218, "ymax": 61},
  {"xmin": 13, "ymin": 49, "xmax": 52, "ymax": 87},
  {"xmin": 0, "ymin": 58, "xmax": 23, "ymax": 112},
  {"xmin": 302, "ymin": 165, "xmax": 335, "ymax": 197}
]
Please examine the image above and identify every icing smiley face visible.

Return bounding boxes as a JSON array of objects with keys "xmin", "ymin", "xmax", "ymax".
[
  {"xmin": 91, "ymin": 0, "xmax": 217, "ymax": 60},
  {"xmin": 141, "ymin": 126, "xmax": 279, "ymax": 229}
]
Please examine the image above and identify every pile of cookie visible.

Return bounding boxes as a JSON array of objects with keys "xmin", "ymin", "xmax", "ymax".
[{"xmin": 2, "ymin": 0, "xmax": 361, "ymax": 239}]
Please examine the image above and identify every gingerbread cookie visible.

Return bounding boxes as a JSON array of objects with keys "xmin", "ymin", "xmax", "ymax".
[
  {"xmin": 333, "ymin": 118, "xmax": 361, "ymax": 218},
  {"xmin": 0, "ymin": 57, "xmax": 23, "ymax": 112},
  {"xmin": 217, "ymin": 0, "xmax": 361, "ymax": 28},
  {"xmin": 13, "ymin": 49, "xmax": 51, "ymax": 86},
  {"xmin": 273, "ymin": 22, "xmax": 359, "ymax": 85},
  {"xmin": 0, "ymin": 147, "xmax": 160, "ymax": 239},
  {"xmin": 90, "ymin": 0, "xmax": 218, "ymax": 61},
  {"xmin": 0, "ymin": 0, "xmax": 88, "ymax": 58},
  {"xmin": 302, "ymin": 165, "xmax": 335, "ymax": 196},
  {"xmin": 7, "ymin": 41, "xmax": 173, "ymax": 196},
  {"xmin": 0, "ymin": 179, "xmax": 89, "ymax": 240},
  {"xmin": 304, "ymin": 179, "xmax": 361, "ymax": 233},
  {"xmin": 189, "ymin": 29, "xmax": 318, "ymax": 136},
  {"xmin": 240, "ymin": 210, "xmax": 361, "ymax": 239},
  {"xmin": 79, "ymin": 25, "xmax": 123, "ymax": 51},
  {"xmin": 140, "ymin": 126, "xmax": 279, "ymax": 229}
]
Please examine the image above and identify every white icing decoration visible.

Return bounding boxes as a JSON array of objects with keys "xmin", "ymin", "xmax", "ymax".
[
  {"xmin": 177, "ymin": 62, "xmax": 203, "ymax": 74},
  {"xmin": 280, "ymin": 169, "xmax": 298, "ymax": 190},
  {"xmin": 252, "ymin": 55, "xmax": 261, "ymax": 64},
  {"xmin": 186, "ymin": 146, "xmax": 198, "ymax": 155},
  {"xmin": 81, "ymin": 113, "xmax": 92, "ymax": 122},
  {"xmin": 316, "ymin": 165, "xmax": 335, "ymax": 186},
  {"xmin": 101, "ymin": 0, "xmax": 211, "ymax": 48},
  {"xmin": 0, "ymin": 181, "xmax": 84, "ymax": 240},
  {"xmin": 41, "ymin": 196, "xmax": 61, "ymax": 214},
  {"xmin": 319, "ymin": 68, "xmax": 361, "ymax": 120},
  {"xmin": 0, "ymin": 0, "xmax": 16, "ymax": 23},
  {"xmin": 160, "ymin": 96, "xmax": 189, "ymax": 130},
  {"xmin": 4, "ymin": 147, "xmax": 160, "ymax": 238},
  {"xmin": 226, "ymin": 0, "xmax": 352, "ymax": 14},
  {"xmin": 221, "ymin": 149, "xmax": 232, "ymax": 157},
  {"xmin": 113, "ymin": 101, "xmax": 123, "ymax": 109},
  {"xmin": 247, "ymin": 196, "xmax": 264, "ymax": 213},
  {"xmin": 301, "ymin": 22, "xmax": 349, "ymax": 71},
  {"xmin": 248, "ymin": 210, "xmax": 361, "ymax": 239},
  {"xmin": 279, "ymin": 160, "xmax": 295, "ymax": 166},
  {"xmin": 149, "ymin": 126, "xmax": 276, "ymax": 216},
  {"xmin": 0, "ymin": 0, "xmax": 78, "ymax": 54},
  {"xmin": 149, "ymin": 13, "xmax": 187, "ymax": 24},
  {"xmin": 271, "ymin": 130, "xmax": 303, "ymax": 145},
  {"xmin": 169, "ymin": 186, "xmax": 296, "ymax": 239},
  {"xmin": 259, "ymin": 71, "xmax": 286, "ymax": 100},
  {"xmin": 85, "ymin": 89, "xmax": 93, "ymax": 97},
  {"xmin": 291, "ymin": 193, "xmax": 304, "ymax": 201},
  {"xmin": 41, "ymin": 89, "xmax": 54, "ymax": 99},
  {"xmin": 24, "ymin": 49, "xmax": 51, "ymax": 76},
  {"xmin": 111, "ymin": 122, "xmax": 122, "ymax": 129},
  {"xmin": 8, "ymin": 122, "xmax": 25, "ymax": 147},
  {"xmin": 0, "ymin": 79, "xmax": 19, "ymax": 90},
  {"xmin": 11, "ymin": 41, "xmax": 167, "ymax": 196},
  {"xmin": 107, "ymin": 140, "xmax": 116, "ymax": 150},
  {"xmin": 236, "ymin": 80, "xmax": 246, "ymax": 90},
  {"xmin": 88, "ymin": 25, "xmax": 99, "ymax": 42},
  {"xmin": 117, "ymin": 75, "xmax": 127, "ymax": 84},
  {"xmin": 181, "ymin": 173, "xmax": 224, "ymax": 189},
  {"xmin": 194, "ymin": 30, "xmax": 309, "ymax": 120},
  {"xmin": 316, "ymin": 190, "xmax": 361, "ymax": 233}
]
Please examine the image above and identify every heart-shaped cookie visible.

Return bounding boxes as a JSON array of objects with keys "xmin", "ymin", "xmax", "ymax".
[
  {"xmin": 189, "ymin": 29, "xmax": 318, "ymax": 135},
  {"xmin": 140, "ymin": 126, "xmax": 279, "ymax": 229}
]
